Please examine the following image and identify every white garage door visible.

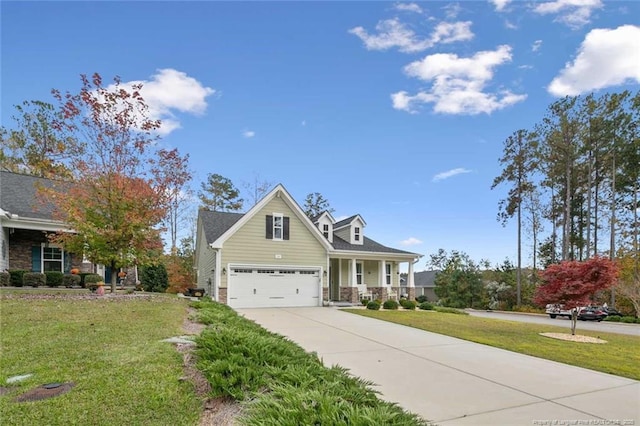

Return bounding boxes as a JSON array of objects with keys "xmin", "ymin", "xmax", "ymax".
[{"xmin": 228, "ymin": 267, "xmax": 321, "ymax": 308}]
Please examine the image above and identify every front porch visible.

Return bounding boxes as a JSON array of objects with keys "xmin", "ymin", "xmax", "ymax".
[{"xmin": 326, "ymin": 257, "xmax": 417, "ymax": 304}]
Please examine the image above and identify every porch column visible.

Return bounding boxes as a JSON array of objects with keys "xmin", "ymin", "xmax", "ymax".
[
  {"xmin": 407, "ymin": 259, "xmax": 416, "ymax": 301},
  {"xmin": 351, "ymin": 258, "xmax": 357, "ymax": 287},
  {"xmin": 379, "ymin": 260, "xmax": 385, "ymax": 287},
  {"xmin": 338, "ymin": 259, "xmax": 342, "ymax": 287}
]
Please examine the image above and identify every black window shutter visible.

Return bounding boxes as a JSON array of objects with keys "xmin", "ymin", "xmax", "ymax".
[
  {"xmin": 283, "ymin": 217, "xmax": 290, "ymax": 240},
  {"xmin": 266, "ymin": 215, "xmax": 273, "ymax": 239}
]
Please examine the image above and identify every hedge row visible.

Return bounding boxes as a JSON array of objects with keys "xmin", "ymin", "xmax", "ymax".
[{"xmin": 1, "ymin": 270, "xmax": 103, "ymax": 288}]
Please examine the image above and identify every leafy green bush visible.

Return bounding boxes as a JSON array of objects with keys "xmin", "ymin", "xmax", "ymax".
[
  {"xmin": 604, "ymin": 316, "xmax": 621, "ymax": 322},
  {"xmin": 84, "ymin": 274, "xmax": 103, "ymax": 285},
  {"xmin": 361, "ymin": 299, "xmax": 369, "ymax": 306},
  {"xmin": 23, "ymin": 272, "xmax": 46, "ymax": 287},
  {"xmin": 139, "ymin": 263, "xmax": 168, "ymax": 292},
  {"xmin": 416, "ymin": 295, "xmax": 429, "ymax": 303},
  {"xmin": 401, "ymin": 300, "xmax": 417, "ymax": 310},
  {"xmin": 366, "ymin": 301, "xmax": 380, "ymax": 310},
  {"xmin": 194, "ymin": 301, "xmax": 427, "ymax": 425},
  {"xmin": 63, "ymin": 274, "xmax": 81, "ymax": 287},
  {"xmin": 419, "ymin": 302, "xmax": 434, "ymax": 310},
  {"xmin": 8, "ymin": 270, "xmax": 27, "ymax": 287},
  {"xmin": 621, "ymin": 316, "xmax": 640, "ymax": 324},
  {"xmin": 434, "ymin": 306, "xmax": 469, "ymax": 315},
  {"xmin": 0, "ymin": 271, "xmax": 9, "ymax": 286},
  {"xmin": 45, "ymin": 271, "xmax": 64, "ymax": 287},
  {"xmin": 382, "ymin": 300, "xmax": 399, "ymax": 310}
]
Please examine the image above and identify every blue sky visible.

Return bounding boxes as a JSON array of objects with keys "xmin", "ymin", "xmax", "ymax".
[{"xmin": 2, "ymin": 1, "xmax": 639, "ymax": 270}]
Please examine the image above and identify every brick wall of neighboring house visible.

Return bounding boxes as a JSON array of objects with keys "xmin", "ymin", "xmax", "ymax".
[{"xmin": 8, "ymin": 229, "xmax": 85, "ymax": 272}]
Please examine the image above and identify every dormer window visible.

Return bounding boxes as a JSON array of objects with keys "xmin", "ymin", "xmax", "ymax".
[
  {"xmin": 354, "ymin": 227, "xmax": 360, "ymax": 242},
  {"xmin": 323, "ymin": 224, "xmax": 329, "ymax": 239}
]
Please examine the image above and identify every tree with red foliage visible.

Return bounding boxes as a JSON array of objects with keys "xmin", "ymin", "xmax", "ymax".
[
  {"xmin": 534, "ymin": 257, "xmax": 619, "ymax": 334},
  {"xmin": 40, "ymin": 73, "xmax": 190, "ymax": 293}
]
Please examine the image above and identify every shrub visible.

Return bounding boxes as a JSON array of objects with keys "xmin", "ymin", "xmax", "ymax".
[
  {"xmin": 8, "ymin": 270, "xmax": 27, "ymax": 287},
  {"xmin": 434, "ymin": 306, "xmax": 469, "ymax": 315},
  {"xmin": 361, "ymin": 299, "xmax": 369, "ymax": 306},
  {"xmin": 0, "ymin": 271, "xmax": 9, "ymax": 286},
  {"xmin": 419, "ymin": 302, "xmax": 434, "ymax": 310},
  {"xmin": 621, "ymin": 316, "xmax": 640, "ymax": 324},
  {"xmin": 84, "ymin": 274, "xmax": 103, "ymax": 285},
  {"xmin": 139, "ymin": 263, "xmax": 169, "ymax": 293},
  {"xmin": 401, "ymin": 300, "xmax": 416, "ymax": 310},
  {"xmin": 604, "ymin": 316, "xmax": 621, "ymax": 322},
  {"xmin": 45, "ymin": 271, "xmax": 64, "ymax": 287},
  {"xmin": 382, "ymin": 300, "xmax": 399, "ymax": 310},
  {"xmin": 23, "ymin": 272, "xmax": 46, "ymax": 287},
  {"xmin": 415, "ymin": 295, "xmax": 429, "ymax": 303},
  {"xmin": 63, "ymin": 274, "xmax": 81, "ymax": 287},
  {"xmin": 366, "ymin": 301, "xmax": 380, "ymax": 310}
]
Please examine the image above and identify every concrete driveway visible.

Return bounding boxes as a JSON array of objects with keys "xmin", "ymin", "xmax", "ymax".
[{"xmin": 236, "ymin": 307, "xmax": 640, "ymax": 426}]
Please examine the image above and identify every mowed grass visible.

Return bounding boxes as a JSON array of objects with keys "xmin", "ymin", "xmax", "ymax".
[
  {"xmin": 0, "ymin": 291, "xmax": 201, "ymax": 426},
  {"xmin": 344, "ymin": 309, "xmax": 640, "ymax": 380}
]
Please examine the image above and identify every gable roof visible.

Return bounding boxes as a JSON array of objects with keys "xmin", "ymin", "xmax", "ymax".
[
  {"xmin": 311, "ymin": 210, "xmax": 335, "ymax": 224},
  {"xmin": 414, "ymin": 270, "xmax": 438, "ymax": 287},
  {"xmin": 205, "ymin": 184, "xmax": 333, "ymax": 251},
  {"xmin": 331, "ymin": 235, "xmax": 417, "ymax": 256},
  {"xmin": 333, "ymin": 214, "xmax": 366, "ymax": 230},
  {"xmin": 0, "ymin": 171, "xmax": 59, "ymax": 220},
  {"xmin": 198, "ymin": 209, "xmax": 244, "ymax": 245}
]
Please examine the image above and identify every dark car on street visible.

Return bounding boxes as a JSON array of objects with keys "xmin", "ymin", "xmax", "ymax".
[
  {"xmin": 577, "ymin": 306, "xmax": 608, "ymax": 321},
  {"xmin": 603, "ymin": 307, "xmax": 623, "ymax": 317}
]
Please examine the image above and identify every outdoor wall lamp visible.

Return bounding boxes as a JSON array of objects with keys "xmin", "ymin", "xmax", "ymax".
[{"xmin": 222, "ymin": 268, "xmax": 226, "ymax": 275}]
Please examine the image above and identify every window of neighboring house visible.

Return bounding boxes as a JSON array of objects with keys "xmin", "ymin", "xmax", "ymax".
[
  {"xmin": 386, "ymin": 263, "xmax": 392, "ymax": 285},
  {"xmin": 43, "ymin": 246, "xmax": 64, "ymax": 272},
  {"xmin": 266, "ymin": 214, "xmax": 290, "ymax": 240},
  {"xmin": 323, "ymin": 224, "xmax": 330, "ymax": 239},
  {"xmin": 356, "ymin": 262, "xmax": 363, "ymax": 285},
  {"xmin": 354, "ymin": 226, "xmax": 360, "ymax": 241}
]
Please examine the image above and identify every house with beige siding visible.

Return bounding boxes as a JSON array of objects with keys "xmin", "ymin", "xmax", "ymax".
[{"xmin": 195, "ymin": 184, "xmax": 421, "ymax": 308}]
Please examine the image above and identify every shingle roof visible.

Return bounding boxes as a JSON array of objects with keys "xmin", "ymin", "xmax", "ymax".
[
  {"xmin": 414, "ymin": 270, "xmax": 437, "ymax": 287},
  {"xmin": 331, "ymin": 235, "xmax": 416, "ymax": 255},
  {"xmin": 198, "ymin": 209, "xmax": 244, "ymax": 245},
  {"xmin": 0, "ymin": 171, "xmax": 61, "ymax": 220},
  {"xmin": 333, "ymin": 214, "xmax": 359, "ymax": 229}
]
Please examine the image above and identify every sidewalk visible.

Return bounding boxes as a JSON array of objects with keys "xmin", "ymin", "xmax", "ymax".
[{"xmin": 236, "ymin": 307, "xmax": 639, "ymax": 426}]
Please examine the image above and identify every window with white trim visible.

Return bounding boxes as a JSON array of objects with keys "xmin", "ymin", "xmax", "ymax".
[
  {"xmin": 386, "ymin": 263, "xmax": 392, "ymax": 285},
  {"xmin": 323, "ymin": 224, "xmax": 329, "ymax": 239},
  {"xmin": 354, "ymin": 226, "xmax": 360, "ymax": 241},
  {"xmin": 273, "ymin": 214, "xmax": 283, "ymax": 240},
  {"xmin": 356, "ymin": 262, "xmax": 363, "ymax": 285},
  {"xmin": 43, "ymin": 246, "xmax": 64, "ymax": 272}
]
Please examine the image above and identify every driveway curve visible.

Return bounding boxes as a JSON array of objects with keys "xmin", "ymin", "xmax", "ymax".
[{"xmin": 236, "ymin": 307, "xmax": 639, "ymax": 426}]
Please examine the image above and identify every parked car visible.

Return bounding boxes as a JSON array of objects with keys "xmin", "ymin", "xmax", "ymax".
[
  {"xmin": 577, "ymin": 306, "xmax": 607, "ymax": 321},
  {"xmin": 603, "ymin": 306, "xmax": 623, "ymax": 317}
]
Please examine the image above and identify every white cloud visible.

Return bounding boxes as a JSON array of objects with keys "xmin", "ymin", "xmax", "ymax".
[
  {"xmin": 532, "ymin": 40, "xmax": 543, "ymax": 52},
  {"xmin": 242, "ymin": 130, "xmax": 256, "ymax": 138},
  {"xmin": 548, "ymin": 25, "xmax": 640, "ymax": 96},
  {"xmin": 112, "ymin": 68, "xmax": 215, "ymax": 136},
  {"xmin": 443, "ymin": 3, "xmax": 462, "ymax": 19},
  {"xmin": 504, "ymin": 20, "xmax": 518, "ymax": 30},
  {"xmin": 393, "ymin": 45, "xmax": 527, "ymax": 115},
  {"xmin": 533, "ymin": 0, "xmax": 602, "ymax": 29},
  {"xmin": 349, "ymin": 18, "xmax": 473, "ymax": 53},
  {"xmin": 490, "ymin": 0, "xmax": 511, "ymax": 12},
  {"xmin": 432, "ymin": 168, "xmax": 472, "ymax": 182},
  {"xmin": 394, "ymin": 2, "xmax": 423, "ymax": 14},
  {"xmin": 400, "ymin": 237, "xmax": 423, "ymax": 246}
]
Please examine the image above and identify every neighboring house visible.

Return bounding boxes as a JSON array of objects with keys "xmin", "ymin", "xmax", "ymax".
[
  {"xmin": 0, "ymin": 171, "xmax": 124, "ymax": 282},
  {"xmin": 401, "ymin": 270, "xmax": 438, "ymax": 302},
  {"xmin": 194, "ymin": 184, "xmax": 422, "ymax": 308}
]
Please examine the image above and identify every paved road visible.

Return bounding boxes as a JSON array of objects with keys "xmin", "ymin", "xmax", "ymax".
[
  {"xmin": 467, "ymin": 310, "xmax": 640, "ymax": 336},
  {"xmin": 237, "ymin": 307, "xmax": 639, "ymax": 426}
]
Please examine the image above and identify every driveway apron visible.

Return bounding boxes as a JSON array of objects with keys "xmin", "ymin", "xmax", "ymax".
[{"xmin": 236, "ymin": 307, "xmax": 640, "ymax": 426}]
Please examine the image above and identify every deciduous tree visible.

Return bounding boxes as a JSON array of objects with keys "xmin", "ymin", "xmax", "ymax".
[
  {"xmin": 41, "ymin": 73, "xmax": 190, "ymax": 292},
  {"xmin": 534, "ymin": 256, "xmax": 619, "ymax": 334}
]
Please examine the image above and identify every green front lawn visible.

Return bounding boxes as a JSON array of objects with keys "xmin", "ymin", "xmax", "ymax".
[
  {"xmin": 0, "ymin": 292, "xmax": 201, "ymax": 426},
  {"xmin": 345, "ymin": 309, "xmax": 640, "ymax": 380}
]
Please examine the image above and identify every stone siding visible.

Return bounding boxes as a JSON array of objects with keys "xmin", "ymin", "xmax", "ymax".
[
  {"xmin": 371, "ymin": 287, "xmax": 389, "ymax": 301},
  {"xmin": 218, "ymin": 287, "xmax": 227, "ymax": 304},
  {"xmin": 339, "ymin": 286, "xmax": 359, "ymax": 304}
]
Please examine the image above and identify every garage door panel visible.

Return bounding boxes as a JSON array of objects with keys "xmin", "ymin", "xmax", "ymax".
[{"xmin": 228, "ymin": 267, "xmax": 320, "ymax": 308}]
